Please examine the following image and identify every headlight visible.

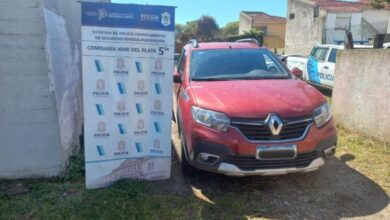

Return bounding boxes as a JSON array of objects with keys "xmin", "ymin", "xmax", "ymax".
[
  {"xmin": 313, "ymin": 103, "xmax": 332, "ymax": 128},
  {"xmin": 191, "ymin": 106, "xmax": 230, "ymax": 132}
]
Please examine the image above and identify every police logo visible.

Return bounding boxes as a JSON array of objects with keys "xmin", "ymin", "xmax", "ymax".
[
  {"xmin": 154, "ymin": 100, "xmax": 162, "ymax": 111},
  {"xmin": 117, "ymin": 141, "xmax": 126, "ymax": 152},
  {"xmin": 97, "ymin": 121, "xmax": 106, "ymax": 133},
  {"xmin": 161, "ymin": 12, "xmax": 171, "ymax": 27},
  {"xmin": 137, "ymin": 80, "xmax": 145, "ymax": 91},
  {"xmin": 117, "ymin": 58, "xmax": 125, "ymax": 70},
  {"xmin": 117, "ymin": 100, "xmax": 126, "ymax": 112},
  {"xmin": 96, "ymin": 79, "xmax": 105, "ymax": 91},
  {"xmin": 154, "ymin": 60, "xmax": 162, "ymax": 70},
  {"xmin": 137, "ymin": 119, "xmax": 145, "ymax": 130}
]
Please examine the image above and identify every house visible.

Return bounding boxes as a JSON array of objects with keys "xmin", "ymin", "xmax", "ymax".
[
  {"xmin": 239, "ymin": 11, "xmax": 287, "ymax": 53},
  {"xmin": 285, "ymin": 0, "xmax": 390, "ymax": 56}
]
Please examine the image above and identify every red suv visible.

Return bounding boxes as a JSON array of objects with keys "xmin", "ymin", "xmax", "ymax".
[{"xmin": 173, "ymin": 39, "xmax": 337, "ymax": 176}]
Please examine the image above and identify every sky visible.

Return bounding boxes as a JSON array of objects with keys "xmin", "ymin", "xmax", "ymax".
[{"xmin": 112, "ymin": 0, "xmax": 288, "ymax": 27}]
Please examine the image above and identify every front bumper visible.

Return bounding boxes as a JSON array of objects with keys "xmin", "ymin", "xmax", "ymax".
[
  {"xmin": 217, "ymin": 157, "xmax": 324, "ymax": 177},
  {"xmin": 186, "ymin": 133, "xmax": 337, "ymax": 176}
]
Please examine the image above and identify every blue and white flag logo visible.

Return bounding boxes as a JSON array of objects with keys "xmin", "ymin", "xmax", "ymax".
[
  {"xmin": 155, "ymin": 83, "xmax": 162, "ymax": 94},
  {"xmin": 154, "ymin": 122, "xmax": 161, "ymax": 132},
  {"xmin": 117, "ymin": 82, "xmax": 126, "ymax": 94},
  {"xmin": 135, "ymin": 61, "xmax": 143, "ymax": 73},
  {"xmin": 94, "ymin": 60, "xmax": 104, "ymax": 72},
  {"xmin": 136, "ymin": 103, "xmax": 143, "ymax": 114},
  {"xmin": 135, "ymin": 143, "xmax": 143, "ymax": 153},
  {"xmin": 96, "ymin": 104, "xmax": 104, "ymax": 115},
  {"xmin": 118, "ymin": 124, "xmax": 126, "ymax": 134},
  {"xmin": 96, "ymin": 145, "xmax": 105, "ymax": 156}
]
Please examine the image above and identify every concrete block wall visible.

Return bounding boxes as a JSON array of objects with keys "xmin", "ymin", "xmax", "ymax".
[
  {"xmin": 0, "ymin": 0, "xmax": 109, "ymax": 178},
  {"xmin": 0, "ymin": 0, "xmax": 63, "ymax": 178},
  {"xmin": 333, "ymin": 49, "xmax": 390, "ymax": 143},
  {"xmin": 285, "ymin": 0, "xmax": 326, "ymax": 56}
]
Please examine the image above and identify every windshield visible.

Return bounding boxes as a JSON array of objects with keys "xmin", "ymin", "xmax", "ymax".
[{"xmin": 190, "ymin": 49, "xmax": 291, "ymax": 81}]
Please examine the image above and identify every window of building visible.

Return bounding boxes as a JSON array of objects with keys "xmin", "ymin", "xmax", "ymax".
[
  {"xmin": 259, "ymin": 26, "xmax": 268, "ymax": 36},
  {"xmin": 314, "ymin": 6, "xmax": 319, "ymax": 18},
  {"xmin": 335, "ymin": 16, "xmax": 350, "ymax": 30}
]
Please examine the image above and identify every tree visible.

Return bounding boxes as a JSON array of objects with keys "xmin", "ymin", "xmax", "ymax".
[
  {"xmin": 371, "ymin": 0, "xmax": 390, "ymax": 9},
  {"xmin": 195, "ymin": 15, "xmax": 219, "ymax": 41},
  {"xmin": 174, "ymin": 15, "xmax": 220, "ymax": 52},
  {"xmin": 220, "ymin": 21, "xmax": 239, "ymax": 37}
]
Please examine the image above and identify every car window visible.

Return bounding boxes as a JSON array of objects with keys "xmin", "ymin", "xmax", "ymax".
[
  {"xmin": 311, "ymin": 47, "xmax": 328, "ymax": 62},
  {"xmin": 327, "ymin": 48, "xmax": 338, "ymax": 63},
  {"xmin": 190, "ymin": 49, "xmax": 291, "ymax": 81},
  {"xmin": 177, "ymin": 49, "xmax": 187, "ymax": 75}
]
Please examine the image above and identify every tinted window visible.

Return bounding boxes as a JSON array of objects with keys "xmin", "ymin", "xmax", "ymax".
[
  {"xmin": 311, "ymin": 47, "xmax": 328, "ymax": 61},
  {"xmin": 190, "ymin": 49, "xmax": 290, "ymax": 81},
  {"xmin": 328, "ymin": 48, "xmax": 338, "ymax": 63}
]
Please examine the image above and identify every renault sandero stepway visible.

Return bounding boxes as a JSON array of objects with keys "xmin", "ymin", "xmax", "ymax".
[{"xmin": 173, "ymin": 39, "xmax": 337, "ymax": 176}]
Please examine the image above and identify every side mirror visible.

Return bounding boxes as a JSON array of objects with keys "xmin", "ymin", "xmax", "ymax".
[
  {"xmin": 173, "ymin": 72, "xmax": 182, "ymax": 83},
  {"xmin": 291, "ymin": 68, "xmax": 303, "ymax": 79}
]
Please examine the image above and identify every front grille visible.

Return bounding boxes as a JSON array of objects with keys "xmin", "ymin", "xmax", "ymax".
[
  {"xmin": 231, "ymin": 116, "xmax": 313, "ymax": 141},
  {"xmin": 223, "ymin": 151, "xmax": 318, "ymax": 171}
]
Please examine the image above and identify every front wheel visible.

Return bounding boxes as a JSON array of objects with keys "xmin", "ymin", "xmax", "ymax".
[{"xmin": 178, "ymin": 120, "xmax": 197, "ymax": 175}]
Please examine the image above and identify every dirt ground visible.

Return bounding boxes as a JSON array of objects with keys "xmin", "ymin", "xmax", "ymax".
[{"xmin": 168, "ymin": 122, "xmax": 390, "ymax": 220}]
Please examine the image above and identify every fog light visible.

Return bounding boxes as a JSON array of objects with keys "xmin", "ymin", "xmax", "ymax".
[
  {"xmin": 196, "ymin": 153, "xmax": 220, "ymax": 166},
  {"xmin": 323, "ymin": 145, "xmax": 336, "ymax": 159}
]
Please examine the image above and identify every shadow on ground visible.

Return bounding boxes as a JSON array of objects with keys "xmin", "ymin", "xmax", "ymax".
[{"xmin": 166, "ymin": 122, "xmax": 389, "ymax": 219}]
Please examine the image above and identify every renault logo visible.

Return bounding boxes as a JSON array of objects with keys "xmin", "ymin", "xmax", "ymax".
[{"xmin": 266, "ymin": 114, "xmax": 283, "ymax": 135}]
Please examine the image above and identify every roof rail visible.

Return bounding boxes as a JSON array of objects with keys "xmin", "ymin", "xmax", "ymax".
[
  {"xmin": 236, "ymin": 38, "xmax": 259, "ymax": 46},
  {"xmin": 187, "ymin": 39, "xmax": 199, "ymax": 48}
]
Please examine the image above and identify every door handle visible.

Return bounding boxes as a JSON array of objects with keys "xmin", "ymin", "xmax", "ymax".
[{"xmin": 324, "ymin": 66, "xmax": 329, "ymax": 69}]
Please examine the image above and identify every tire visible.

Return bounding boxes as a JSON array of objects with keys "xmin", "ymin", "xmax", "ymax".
[{"xmin": 178, "ymin": 118, "xmax": 197, "ymax": 175}]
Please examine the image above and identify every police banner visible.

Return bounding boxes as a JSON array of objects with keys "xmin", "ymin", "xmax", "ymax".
[{"xmin": 81, "ymin": 2, "xmax": 175, "ymax": 189}]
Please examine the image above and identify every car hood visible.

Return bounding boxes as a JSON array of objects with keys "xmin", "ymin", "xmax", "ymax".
[{"xmin": 190, "ymin": 79, "xmax": 325, "ymax": 119}]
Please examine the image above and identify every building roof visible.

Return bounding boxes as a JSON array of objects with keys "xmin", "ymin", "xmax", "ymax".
[
  {"xmin": 241, "ymin": 11, "xmax": 287, "ymax": 24},
  {"xmin": 313, "ymin": 0, "xmax": 372, "ymax": 13}
]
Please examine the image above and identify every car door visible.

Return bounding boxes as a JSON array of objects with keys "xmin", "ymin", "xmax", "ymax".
[
  {"xmin": 320, "ymin": 48, "xmax": 337, "ymax": 88},
  {"xmin": 173, "ymin": 49, "xmax": 187, "ymax": 114},
  {"xmin": 307, "ymin": 47, "xmax": 328, "ymax": 86}
]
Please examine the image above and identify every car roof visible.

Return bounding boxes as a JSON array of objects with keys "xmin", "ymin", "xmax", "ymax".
[
  {"xmin": 315, "ymin": 44, "xmax": 344, "ymax": 50},
  {"xmin": 186, "ymin": 42, "xmax": 261, "ymax": 51},
  {"xmin": 314, "ymin": 44, "xmax": 373, "ymax": 50}
]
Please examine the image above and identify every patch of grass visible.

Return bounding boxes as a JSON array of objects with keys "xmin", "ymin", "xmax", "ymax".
[
  {"xmin": 1, "ymin": 127, "xmax": 389, "ymax": 219},
  {"xmin": 336, "ymin": 126, "xmax": 390, "ymax": 193}
]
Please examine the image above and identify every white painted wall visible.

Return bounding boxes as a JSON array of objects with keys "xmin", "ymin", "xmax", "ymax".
[
  {"xmin": 326, "ymin": 13, "xmax": 337, "ymax": 29},
  {"xmin": 351, "ymin": 13, "xmax": 362, "ymax": 26},
  {"xmin": 388, "ymin": 16, "xmax": 390, "ymax": 33},
  {"xmin": 325, "ymin": 12, "xmax": 362, "ymax": 29},
  {"xmin": 362, "ymin": 10, "xmax": 390, "ymax": 24}
]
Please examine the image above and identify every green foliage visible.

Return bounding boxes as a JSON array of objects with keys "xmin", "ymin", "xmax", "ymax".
[
  {"xmin": 220, "ymin": 21, "xmax": 239, "ymax": 38},
  {"xmin": 195, "ymin": 15, "xmax": 219, "ymax": 41},
  {"xmin": 371, "ymin": 0, "xmax": 390, "ymax": 9},
  {"xmin": 175, "ymin": 15, "xmax": 220, "ymax": 52}
]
